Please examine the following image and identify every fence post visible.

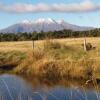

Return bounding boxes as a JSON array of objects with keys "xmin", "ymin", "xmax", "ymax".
[
  {"xmin": 84, "ymin": 38, "xmax": 87, "ymax": 51},
  {"xmin": 32, "ymin": 40, "xmax": 34, "ymax": 50}
]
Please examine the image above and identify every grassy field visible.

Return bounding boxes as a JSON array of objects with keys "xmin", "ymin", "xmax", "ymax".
[
  {"xmin": 0, "ymin": 37, "xmax": 100, "ymax": 80},
  {"xmin": 0, "ymin": 37, "xmax": 100, "ymax": 60}
]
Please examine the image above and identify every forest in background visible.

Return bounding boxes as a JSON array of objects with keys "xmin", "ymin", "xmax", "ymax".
[{"xmin": 0, "ymin": 28, "xmax": 100, "ymax": 41}]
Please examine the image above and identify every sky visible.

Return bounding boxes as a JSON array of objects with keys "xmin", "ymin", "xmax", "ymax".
[{"xmin": 0, "ymin": 0, "xmax": 100, "ymax": 29}]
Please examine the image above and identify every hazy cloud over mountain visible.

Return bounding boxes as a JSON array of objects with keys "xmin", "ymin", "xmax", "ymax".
[{"xmin": 0, "ymin": 0, "xmax": 100, "ymax": 13}]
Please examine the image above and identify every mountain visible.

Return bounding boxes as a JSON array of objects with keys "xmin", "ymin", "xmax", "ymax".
[{"xmin": 0, "ymin": 18, "xmax": 93, "ymax": 33}]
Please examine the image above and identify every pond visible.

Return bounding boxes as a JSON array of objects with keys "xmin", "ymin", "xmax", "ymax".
[{"xmin": 0, "ymin": 74, "xmax": 100, "ymax": 100}]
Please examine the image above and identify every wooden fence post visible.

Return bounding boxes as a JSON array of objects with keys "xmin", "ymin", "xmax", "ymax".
[
  {"xmin": 84, "ymin": 38, "xmax": 87, "ymax": 51},
  {"xmin": 32, "ymin": 40, "xmax": 34, "ymax": 50}
]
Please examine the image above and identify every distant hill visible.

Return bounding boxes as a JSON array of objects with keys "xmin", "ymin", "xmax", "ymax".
[{"xmin": 0, "ymin": 18, "xmax": 93, "ymax": 33}]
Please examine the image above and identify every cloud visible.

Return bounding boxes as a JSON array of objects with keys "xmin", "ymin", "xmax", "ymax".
[{"xmin": 0, "ymin": 0, "xmax": 100, "ymax": 13}]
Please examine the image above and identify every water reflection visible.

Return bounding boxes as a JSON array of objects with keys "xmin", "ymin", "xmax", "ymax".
[{"xmin": 0, "ymin": 74, "xmax": 100, "ymax": 100}]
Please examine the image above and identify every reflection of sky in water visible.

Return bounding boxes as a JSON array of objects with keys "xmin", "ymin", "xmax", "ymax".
[{"xmin": 0, "ymin": 74, "xmax": 99, "ymax": 100}]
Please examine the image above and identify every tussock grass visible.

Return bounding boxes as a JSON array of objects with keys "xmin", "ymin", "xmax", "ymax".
[
  {"xmin": 0, "ymin": 38, "xmax": 100, "ymax": 80},
  {"xmin": 0, "ymin": 51, "xmax": 26, "ymax": 73},
  {"xmin": 14, "ymin": 40, "xmax": 100, "ymax": 80}
]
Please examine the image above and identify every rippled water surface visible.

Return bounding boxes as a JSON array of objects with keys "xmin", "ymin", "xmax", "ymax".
[{"xmin": 0, "ymin": 74, "xmax": 100, "ymax": 100}]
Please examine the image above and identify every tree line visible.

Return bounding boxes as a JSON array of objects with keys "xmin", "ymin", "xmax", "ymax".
[{"xmin": 0, "ymin": 28, "xmax": 100, "ymax": 41}]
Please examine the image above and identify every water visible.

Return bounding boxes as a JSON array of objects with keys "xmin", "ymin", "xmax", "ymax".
[{"xmin": 0, "ymin": 74, "xmax": 100, "ymax": 100}]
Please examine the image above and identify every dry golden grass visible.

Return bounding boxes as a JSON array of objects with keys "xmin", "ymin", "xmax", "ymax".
[
  {"xmin": 0, "ymin": 41, "xmax": 32, "ymax": 52},
  {"xmin": 0, "ymin": 37, "xmax": 100, "ymax": 51},
  {"xmin": 12, "ymin": 38, "xmax": 100, "ymax": 80},
  {"xmin": 0, "ymin": 37, "xmax": 100, "ymax": 79},
  {"xmin": 0, "ymin": 37, "xmax": 100, "ymax": 59}
]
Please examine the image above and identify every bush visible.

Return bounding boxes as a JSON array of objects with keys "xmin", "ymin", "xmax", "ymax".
[{"xmin": 86, "ymin": 43, "xmax": 92, "ymax": 50}]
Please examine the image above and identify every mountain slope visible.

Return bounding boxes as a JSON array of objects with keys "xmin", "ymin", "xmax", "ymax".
[{"xmin": 0, "ymin": 18, "xmax": 93, "ymax": 33}]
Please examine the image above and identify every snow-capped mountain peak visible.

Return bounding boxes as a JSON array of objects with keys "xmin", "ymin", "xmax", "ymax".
[
  {"xmin": 34, "ymin": 18, "xmax": 55, "ymax": 24},
  {"xmin": 0, "ymin": 18, "xmax": 93, "ymax": 33},
  {"xmin": 57, "ymin": 20, "xmax": 65, "ymax": 24},
  {"xmin": 20, "ymin": 20, "xmax": 31, "ymax": 24}
]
